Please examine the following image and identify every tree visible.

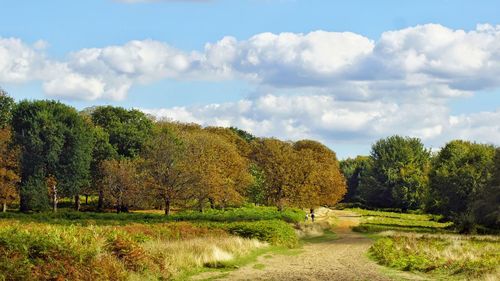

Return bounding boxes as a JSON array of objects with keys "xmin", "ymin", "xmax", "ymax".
[
  {"xmin": 340, "ymin": 156, "xmax": 371, "ymax": 203},
  {"xmin": 0, "ymin": 88, "xmax": 15, "ymax": 129},
  {"xmin": 100, "ymin": 158, "xmax": 145, "ymax": 213},
  {"xmin": 292, "ymin": 140, "xmax": 346, "ymax": 208},
  {"xmin": 230, "ymin": 127, "xmax": 256, "ymax": 143},
  {"xmin": 142, "ymin": 122, "xmax": 191, "ymax": 215},
  {"xmin": 252, "ymin": 138, "xmax": 297, "ymax": 210},
  {"xmin": 359, "ymin": 136, "xmax": 430, "ymax": 211},
  {"xmin": 428, "ymin": 140, "xmax": 495, "ymax": 225},
  {"xmin": 205, "ymin": 126, "xmax": 252, "ymax": 157},
  {"xmin": 91, "ymin": 106, "xmax": 153, "ymax": 158},
  {"xmin": 472, "ymin": 148, "xmax": 500, "ymax": 229},
  {"xmin": 12, "ymin": 100, "xmax": 93, "ymax": 212},
  {"xmin": 89, "ymin": 125, "xmax": 118, "ymax": 210},
  {"xmin": 0, "ymin": 128, "xmax": 20, "ymax": 212},
  {"xmin": 185, "ymin": 131, "xmax": 252, "ymax": 211}
]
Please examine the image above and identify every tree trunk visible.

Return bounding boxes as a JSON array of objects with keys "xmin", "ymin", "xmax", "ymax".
[
  {"xmin": 98, "ymin": 188, "xmax": 104, "ymax": 211},
  {"xmin": 199, "ymin": 199, "xmax": 204, "ymax": 213},
  {"xmin": 74, "ymin": 195, "xmax": 81, "ymax": 211},
  {"xmin": 85, "ymin": 195, "xmax": 88, "ymax": 205},
  {"xmin": 2, "ymin": 201, "xmax": 6, "ymax": 212},
  {"xmin": 209, "ymin": 197, "xmax": 215, "ymax": 209},
  {"xmin": 52, "ymin": 184, "xmax": 58, "ymax": 213},
  {"xmin": 164, "ymin": 196, "xmax": 171, "ymax": 216}
]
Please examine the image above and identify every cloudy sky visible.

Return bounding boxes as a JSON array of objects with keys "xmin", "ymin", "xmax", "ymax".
[{"xmin": 1, "ymin": 0, "xmax": 499, "ymax": 158}]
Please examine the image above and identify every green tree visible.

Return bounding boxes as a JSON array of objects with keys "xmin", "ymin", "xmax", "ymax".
[
  {"xmin": 340, "ymin": 156, "xmax": 371, "ymax": 203},
  {"xmin": 89, "ymin": 125, "xmax": 117, "ymax": 210},
  {"xmin": 0, "ymin": 89, "xmax": 15, "ymax": 129},
  {"xmin": 91, "ymin": 106, "xmax": 153, "ymax": 158},
  {"xmin": 12, "ymin": 100, "xmax": 93, "ymax": 212},
  {"xmin": 472, "ymin": 148, "xmax": 500, "ymax": 229},
  {"xmin": 428, "ymin": 141, "xmax": 495, "ymax": 229},
  {"xmin": 359, "ymin": 136, "xmax": 430, "ymax": 211}
]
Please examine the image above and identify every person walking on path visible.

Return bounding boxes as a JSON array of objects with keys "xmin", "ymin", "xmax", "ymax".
[{"xmin": 310, "ymin": 209, "xmax": 315, "ymax": 222}]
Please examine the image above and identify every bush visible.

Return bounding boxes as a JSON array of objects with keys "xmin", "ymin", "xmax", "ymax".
[
  {"xmin": 205, "ymin": 220, "xmax": 298, "ymax": 248},
  {"xmin": 172, "ymin": 206, "xmax": 305, "ymax": 223}
]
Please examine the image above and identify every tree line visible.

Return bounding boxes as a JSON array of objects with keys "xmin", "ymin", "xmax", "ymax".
[
  {"xmin": 341, "ymin": 135, "xmax": 500, "ymax": 232},
  {"xmin": 0, "ymin": 90, "xmax": 347, "ymax": 215}
]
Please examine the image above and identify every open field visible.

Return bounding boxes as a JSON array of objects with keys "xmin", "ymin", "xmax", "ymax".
[
  {"xmin": 349, "ymin": 208, "xmax": 500, "ymax": 280},
  {"xmin": 0, "ymin": 206, "xmax": 303, "ymax": 281}
]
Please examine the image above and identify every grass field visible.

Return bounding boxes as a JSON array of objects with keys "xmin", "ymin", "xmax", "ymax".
[
  {"xmin": 0, "ymin": 206, "xmax": 305, "ymax": 281},
  {"xmin": 349, "ymin": 208, "xmax": 500, "ymax": 280}
]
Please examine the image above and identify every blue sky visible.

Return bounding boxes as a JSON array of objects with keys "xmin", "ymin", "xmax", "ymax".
[{"xmin": 1, "ymin": 0, "xmax": 499, "ymax": 158}]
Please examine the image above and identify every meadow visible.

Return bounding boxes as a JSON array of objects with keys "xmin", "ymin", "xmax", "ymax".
[
  {"xmin": 349, "ymin": 208, "xmax": 500, "ymax": 280},
  {"xmin": 0, "ymin": 206, "xmax": 304, "ymax": 281}
]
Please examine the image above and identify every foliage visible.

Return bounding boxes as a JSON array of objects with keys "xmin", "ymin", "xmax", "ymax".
[
  {"xmin": 252, "ymin": 138, "xmax": 346, "ymax": 210},
  {"xmin": 0, "ymin": 89, "xmax": 15, "ymax": 128},
  {"xmin": 100, "ymin": 158, "xmax": 147, "ymax": 213},
  {"xmin": 428, "ymin": 140, "xmax": 495, "ymax": 231},
  {"xmin": 340, "ymin": 156, "xmax": 371, "ymax": 203},
  {"xmin": 12, "ymin": 100, "xmax": 93, "ymax": 211},
  {"xmin": 209, "ymin": 220, "xmax": 299, "ymax": 248},
  {"xmin": 91, "ymin": 106, "xmax": 153, "ymax": 158},
  {"xmin": 142, "ymin": 122, "xmax": 195, "ymax": 215},
  {"xmin": 185, "ymin": 131, "xmax": 253, "ymax": 211},
  {"xmin": 172, "ymin": 206, "xmax": 305, "ymax": 223},
  {"xmin": 0, "ymin": 219, "xmax": 265, "ymax": 281},
  {"xmin": 472, "ymin": 148, "xmax": 500, "ymax": 230},
  {"xmin": 358, "ymin": 135, "xmax": 430, "ymax": 211},
  {"xmin": 0, "ymin": 128, "xmax": 20, "ymax": 211},
  {"xmin": 292, "ymin": 140, "xmax": 346, "ymax": 207}
]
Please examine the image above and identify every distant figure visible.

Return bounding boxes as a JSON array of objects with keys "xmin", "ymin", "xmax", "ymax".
[
  {"xmin": 310, "ymin": 209, "xmax": 315, "ymax": 223},
  {"xmin": 305, "ymin": 213, "xmax": 309, "ymax": 222}
]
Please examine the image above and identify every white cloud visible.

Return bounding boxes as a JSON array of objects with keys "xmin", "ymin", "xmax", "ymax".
[
  {"xmin": 2, "ymin": 24, "xmax": 500, "ymax": 101},
  {"xmin": 1, "ymin": 24, "xmax": 500, "ymax": 151}
]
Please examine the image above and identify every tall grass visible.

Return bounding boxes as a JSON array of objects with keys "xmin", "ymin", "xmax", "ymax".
[
  {"xmin": 370, "ymin": 233, "xmax": 500, "ymax": 279},
  {"xmin": 0, "ymin": 220, "xmax": 267, "ymax": 280},
  {"xmin": 349, "ymin": 208, "xmax": 499, "ymax": 280}
]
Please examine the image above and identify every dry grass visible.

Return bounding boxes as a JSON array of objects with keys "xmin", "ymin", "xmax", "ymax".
[{"xmin": 142, "ymin": 236, "xmax": 267, "ymax": 277}]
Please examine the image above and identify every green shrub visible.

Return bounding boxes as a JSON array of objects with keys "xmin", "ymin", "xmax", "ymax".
[
  {"xmin": 173, "ymin": 206, "xmax": 305, "ymax": 223},
  {"xmin": 204, "ymin": 220, "xmax": 298, "ymax": 248}
]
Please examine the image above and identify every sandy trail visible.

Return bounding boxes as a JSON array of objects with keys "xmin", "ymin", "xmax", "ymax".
[{"xmin": 192, "ymin": 209, "xmax": 424, "ymax": 281}]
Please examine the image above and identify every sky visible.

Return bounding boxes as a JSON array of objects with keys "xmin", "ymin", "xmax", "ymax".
[{"xmin": 1, "ymin": 0, "xmax": 499, "ymax": 158}]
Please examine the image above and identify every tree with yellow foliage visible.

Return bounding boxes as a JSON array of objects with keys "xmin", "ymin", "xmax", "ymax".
[
  {"xmin": 0, "ymin": 128, "xmax": 20, "ymax": 212},
  {"xmin": 185, "ymin": 131, "xmax": 252, "ymax": 211}
]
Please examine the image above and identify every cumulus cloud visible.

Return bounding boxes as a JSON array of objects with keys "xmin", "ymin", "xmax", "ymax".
[
  {"xmin": 142, "ymin": 94, "xmax": 499, "ymax": 150},
  {"xmin": 2, "ymin": 23, "xmax": 500, "ymax": 101},
  {"xmin": 1, "ymin": 24, "xmax": 500, "ymax": 151}
]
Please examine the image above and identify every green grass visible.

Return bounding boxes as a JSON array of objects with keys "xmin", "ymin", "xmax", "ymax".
[
  {"xmin": 348, "ymin": 208, "xmax": 500, "ymax": 280},
  {"xmin": 349, "ymin": 208, "xmax": 452, "ymax": 234},
  {"xmin": 0, "ymin": 206, "xmax": 305, "ymax": 225}
]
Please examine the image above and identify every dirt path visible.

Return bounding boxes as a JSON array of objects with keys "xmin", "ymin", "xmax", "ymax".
[{"xmin": 192, "ymin": 208, "xmax": 425, "ymax": 281}]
